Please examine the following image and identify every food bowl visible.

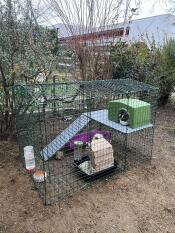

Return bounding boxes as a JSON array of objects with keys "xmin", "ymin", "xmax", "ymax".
[{"xmin": 33, "ymin": 170, "xmax": 47, "ymax": 182}]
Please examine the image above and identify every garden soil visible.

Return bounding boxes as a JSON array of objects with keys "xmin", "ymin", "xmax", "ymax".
[{"xmin": 0, "ymin": 106, "xmax": 175, "ymax": 233}]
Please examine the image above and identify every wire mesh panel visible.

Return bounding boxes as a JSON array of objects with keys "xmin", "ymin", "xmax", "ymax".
[{"xmin": 14, "ymin": 79, "xmax": 158, "ymax": 204}]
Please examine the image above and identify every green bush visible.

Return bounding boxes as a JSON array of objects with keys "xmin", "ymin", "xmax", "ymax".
[
  {"xmin": 158, "ymin": 39, "xmax": 175, "ymax": 105},
  {"xmin": 110, "ymin": 41, "xmax": 157, "ymax": 82},
  {"xmin": 110, "ymin": 40, "xmax": 175, "ymax": 105},
  {"xmin": 110, "ymin": 42, "xmax": 136, "ymax": 79},
  {"xmin": 0, "ymin": 0, "xmax": 60, "ymax": 138}
]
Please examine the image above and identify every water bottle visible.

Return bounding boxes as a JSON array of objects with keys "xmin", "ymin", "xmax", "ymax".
[{"xmin": 24, "ymin": 146, "xmax": 36, "ymax": 173}]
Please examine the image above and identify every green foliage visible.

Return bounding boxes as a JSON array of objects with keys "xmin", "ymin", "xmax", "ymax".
[
  {"xmin": 47, "ymin": 28, "xmax": 60, "ymax": 55},
  {"xmin": 157, "ymin": 39, "xmax": 175, "ymax": 105},
  {"xmin": 110, "ymin": 40, "xmax": 175, "ymax": 105},
  {"xmin": 110, "ymin": 41, "xmax": 158, "ymax": 83},
  {"xmin": 0, "ymin": 0, "xmax": 60, "ymax": 138},
  {"xmin": 110, "ymin": 42, "xmax": 136, "ymax": 79},
  {"xmin": 0, "ymin": 0, "xmax": 60, "ymax": 82}
]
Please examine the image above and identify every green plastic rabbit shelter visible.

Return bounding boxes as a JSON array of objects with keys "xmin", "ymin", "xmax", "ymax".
[{"xmin": 108, "ymin": 98, "xmax": 151, "ymax": 128}]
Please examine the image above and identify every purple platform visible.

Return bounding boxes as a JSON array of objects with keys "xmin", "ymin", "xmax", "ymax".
[{"xmin": 65, "ymin": 129, "xmax": 112, "ymax": 150}]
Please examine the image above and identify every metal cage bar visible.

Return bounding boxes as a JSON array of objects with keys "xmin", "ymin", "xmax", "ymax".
[{"xmin": 14, "ymin": 79, "xmax": 158, "ymax": 204}]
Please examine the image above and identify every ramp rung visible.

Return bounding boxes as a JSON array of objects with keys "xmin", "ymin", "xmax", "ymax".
[{"xmin": 41, "ymin": 114, "xmax": 90, "ymax": 161}]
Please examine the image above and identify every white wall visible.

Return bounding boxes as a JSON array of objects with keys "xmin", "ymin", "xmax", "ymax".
[{"xmin": 127, "ymin": 14, "xmax": 175, "ymax": 47}]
